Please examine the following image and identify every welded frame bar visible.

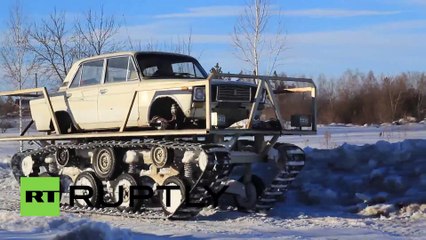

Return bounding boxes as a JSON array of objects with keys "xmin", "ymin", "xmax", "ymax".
[
  {"xmin": 120, "ymin": 91, "xmax": 138, "ymax": 132},
  {"xmin": 219, "ymin": 73, "xmax": 315, "ymax": 85},
  {"xmin": 205, "ymin": 73, "xmax": 214, "ymax": 131},
  {"xmin": 0, "ymin": 72, "xmax": 316, "ymax": 143},
  {"xmin": 247, "ymin": 79, "xmax": 264, "ymax": 129},
  {"xmin": 0, "ymin": 87, "xmax": 45, "ymax": 96},
  {"xmin": 0, "ymin": 87, "xmax": 61, "ymax": 134},
  {"xmin": 312, "ymin": 88, "xmax": 317, "ymax": 132},
  {"xmin": 217, "ymin": 73, "xmax": 317, "ymax": 133},
  {"xmin": 42, "ymin": 88, "xmax": 61, "ymax": 134},
  {"xmin": 260, "ymin": 134, "xmax": 279, "ymax": 157},
  {"xmin": 263, "ymin": 78, "xmax": 286, "ymax": 130},
  {"xmin": 20, "ymin": 120, "xmax": 34, "ymax": 136},
  {"xmin": 0, "ymin": 129, "xmax": 316, "ymax": 142}
]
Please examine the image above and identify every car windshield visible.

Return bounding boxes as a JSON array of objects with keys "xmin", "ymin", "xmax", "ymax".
[{"xmin": 136, "ymin": 53, "xmax": 208, "ymax": 79}]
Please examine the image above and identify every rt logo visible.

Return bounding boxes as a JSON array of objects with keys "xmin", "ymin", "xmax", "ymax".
[{"xmin": 20, "ymin": 177, "xmax": 60, "ymax": 216}]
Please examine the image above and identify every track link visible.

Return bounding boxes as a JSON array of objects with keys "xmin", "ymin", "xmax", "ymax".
[{"xmin": 256, "ymin": 145, "xmax": 305, "ymax": 211}]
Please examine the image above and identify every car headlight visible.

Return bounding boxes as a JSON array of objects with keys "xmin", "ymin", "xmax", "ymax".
[{"xmin": 193, "ymin": 87, "xmax": 205, "ymax": 101}]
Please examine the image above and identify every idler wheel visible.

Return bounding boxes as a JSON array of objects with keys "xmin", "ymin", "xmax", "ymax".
[
  {"xmin": 55, "ymin": 148, "xmax": 74, "ymax": 167},
  {"xmin": 93, "ymin": 147, "xmax": 119, "ymax": 180},
  {"xmin": 151, "ymin": 146, "xmax": 172, "ymax": 168}
]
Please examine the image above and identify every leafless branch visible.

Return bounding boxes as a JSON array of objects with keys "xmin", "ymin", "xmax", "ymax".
[
  {"xmin": 232, "ymin": 0, "xmax": 286, "ymax": 75},
  {"xmin": 75, "ymin": 6, "xmax": 120, "ymax": 56}
]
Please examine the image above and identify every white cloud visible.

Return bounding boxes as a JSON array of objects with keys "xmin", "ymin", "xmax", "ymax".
[
  {"xmin": 282, "ymin": 9, "xmax": 400, "ymax": 18},
  {"xmin": 117, "ymin": 21, "xmax": 231, "ymax": 45},
  {"xmin": 281, "ymin": 24, "xmax": 426, "ymax": 76},
  {"xmin": 117, "ymin": 16, "xmax": 425, "ymax": 76},
  {"xmin": 405, "ymin": 0, "xmax": 426, "ymax": 5},
  {"xmin": 196, "ymin": 20, "xmax": 426, "ymax": 75},
  {"xmin": 367, "ymin": 19, "xmax": 426, "ymax": 31},
  {"xmin": 155, "ymin": 5, "xmax": 400, "ymax": 19},
  {"xmin": 155, "ymin": 6, "xmax": 243, "ymax": 18}
]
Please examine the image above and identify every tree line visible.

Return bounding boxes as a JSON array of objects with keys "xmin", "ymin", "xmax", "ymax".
[{"xmin": 316, "ymin": 70, "xmax": 426, "ymax": 124}]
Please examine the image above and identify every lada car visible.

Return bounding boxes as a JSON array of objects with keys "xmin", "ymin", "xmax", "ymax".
[{"xmin": 29, "ymin": 51, "xmax": 265, "ymax": 133}]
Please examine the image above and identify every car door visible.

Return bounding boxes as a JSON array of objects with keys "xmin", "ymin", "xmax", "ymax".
[
  {"xmin": 66, "ymin": 60, "xmax": 103, "ymax": 129},
  {"xmin": 97, "ymin": 56, "xmax": 140, "ymax": 128}
]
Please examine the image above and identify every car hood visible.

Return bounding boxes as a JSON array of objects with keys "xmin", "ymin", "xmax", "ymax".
[{"xmin": 141, "ymin": 78, "xmax": 257, "ymax": 87}]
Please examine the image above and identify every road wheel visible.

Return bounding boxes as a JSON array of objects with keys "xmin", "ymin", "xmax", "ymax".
[
  {"xmin": 73, "ymin": 171, "xmax": 102, "ymax": 208},
  {"xmin": 235, "ymin": 182, "xmax": 257, "ymax": 210},
  {"xmin": 159, "ymin": 176, "xmax": 186, "ymax": 215},
  {"xmin": 235, "ymin": 175, "xmax": 265, "ymax": 210},
  {"xmin": 93, "ymin": 147, "xmax": 120, "ymax": 180},
  {"xmin": 151, "ymin": 146, "xmax": 172, "ymax": 168},
  {"xmin": 112, "ymin": 173, "xmax": 144, "ymax": 212}
]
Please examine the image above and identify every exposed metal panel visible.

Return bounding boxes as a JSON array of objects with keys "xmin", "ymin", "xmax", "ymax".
[
  {"xmin": 0, "ymin": 129, "xmax": 209, "ymax": 142},
  {"xmin": 209, "ymin": 129, "xmax": 281, "ymax": 135},
  {"xmin": 0, "ymin": 87, "xmax": 45, "ymax": 96},
  {"xmin": 228, "ymin": 151, "xmax": 263, "ymax": 164},
  {"xmin": 0, "ymin": 129, "xmax": 316, "ymax": 142}
]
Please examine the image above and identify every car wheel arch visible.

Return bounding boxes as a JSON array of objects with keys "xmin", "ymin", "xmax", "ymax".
[{"xmin": 148, "ymin": 96, "xmax": 185, "ymax": 121}]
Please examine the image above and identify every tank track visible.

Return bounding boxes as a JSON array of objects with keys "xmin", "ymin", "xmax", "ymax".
[
  {"xmin": 256, "ymin": 145, "xmax": 305, "ymax": 211},
  {"xmin": 11, "ymin": 139, "xmax": 231, "ymax": 220}
]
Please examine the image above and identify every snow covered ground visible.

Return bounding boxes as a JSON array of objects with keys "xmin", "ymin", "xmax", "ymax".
[{"xmin": 0, "ymin": 124, "xmax": 425, "ymax": 239}]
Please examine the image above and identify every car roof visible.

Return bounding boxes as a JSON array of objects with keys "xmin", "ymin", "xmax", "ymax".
[{"xmin": 74, "ymin": 51, "xmax": 195, "ymax": 64}]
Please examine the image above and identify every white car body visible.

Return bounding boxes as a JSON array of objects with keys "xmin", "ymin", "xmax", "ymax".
[{"xmin": 30, "ymin": 51, "xmax": 256, "ymax": 132}]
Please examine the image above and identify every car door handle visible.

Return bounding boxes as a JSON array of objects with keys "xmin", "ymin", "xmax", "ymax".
[{"xmin": 99, "ymin": 89, "xmax": 108, "ymax": 94}]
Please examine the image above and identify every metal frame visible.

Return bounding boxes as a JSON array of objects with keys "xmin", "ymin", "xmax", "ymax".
[
  {"xmin": 0, "ymin": 87, "xmax": 61, "ymax": 134},
  {"xmin": 0, "ymin": 73, "xmax": 316, "ymax": 142}
]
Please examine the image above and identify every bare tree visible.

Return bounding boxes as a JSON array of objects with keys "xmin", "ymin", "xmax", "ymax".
[
  {"xmin": 415, "ymin": 73, "xmax": 426, "ymax": 119},
  {"xmin": 130, "ymin": 30, "xmax": 193, "ymax": 56},
  {"xmin": 232, "ymin": 0, "xmax": 286, "ymax": 75},
  {"xmin": 28, "ymin": 7, "xmax": 121, "ymax": 85},
  {"xmin": 28, "ymin": 10, "xmax": 74, "ymax": 83},
  {"xmin": 75, "ymin": 7, "xmax": 121, "ymax": 56},
  {"xmin": 317, "ymin": 74, "xmax": 336, "ymax": 123},
  {"xmin": 0, "ymin": 4, "xmax": 39, "ymax": 151},
  {"xmin": 383, "ymin": 76, "xmax": 406, "ymax": 121}
]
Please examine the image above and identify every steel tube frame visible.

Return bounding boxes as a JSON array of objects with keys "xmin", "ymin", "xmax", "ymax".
[{"xmin": 0, "ymin": 73, "xmax": 316, "ymax": 142}]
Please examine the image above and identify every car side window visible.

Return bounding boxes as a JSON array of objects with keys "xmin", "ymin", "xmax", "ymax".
[
  {"xmin": 106, "ymin": 57, "xmax": 139, "ymax": 83},
  {"xmin": 80, "ymin": 60, "xmax": 103, "ymax": 87},
  {"xmin": 106, "ymin": 57, "xmax": 127, "ymax": 83}
]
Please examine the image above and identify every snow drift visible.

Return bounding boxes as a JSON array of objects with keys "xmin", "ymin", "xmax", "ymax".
[
  {"xmin": 0, "ymin": 129, "xmax": 425, "ymax": 238},
  {"xmin": 287, "ymin": 139, "xmax": 426, "ymax": 217}
]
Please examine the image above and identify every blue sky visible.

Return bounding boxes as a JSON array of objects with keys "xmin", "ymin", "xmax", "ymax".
[{"xmin": 0, "ymin": 0, "xmax": 425, "ymax": 78}]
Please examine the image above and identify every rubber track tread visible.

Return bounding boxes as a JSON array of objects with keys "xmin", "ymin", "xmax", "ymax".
[
  {"xmin": 255, "ymin": 144, "xmax": 305, "ymax": 211},
  {"xmin": 12, "ymin": 139, "xmax": 231, "ymax": 220}
]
